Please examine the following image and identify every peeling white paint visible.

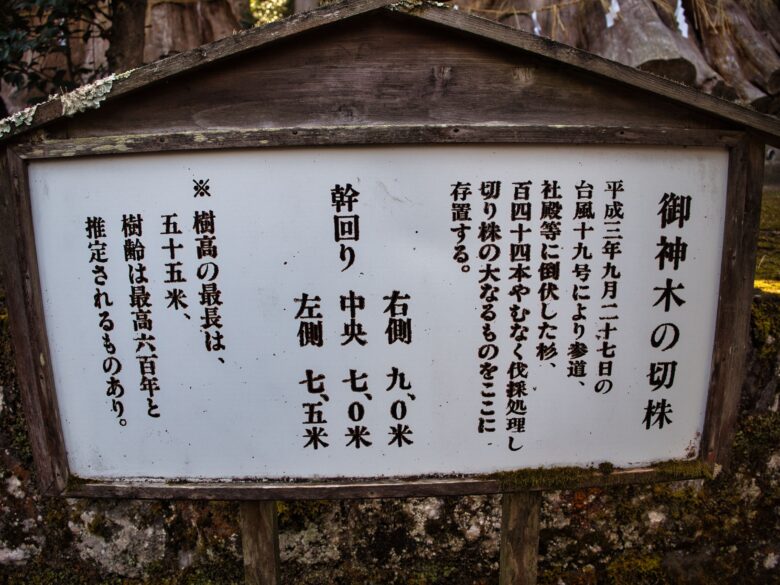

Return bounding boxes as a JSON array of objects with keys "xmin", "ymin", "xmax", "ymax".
[{"xmin": 0, "ymin": 104, "xmax": 39, "ymax": 138}]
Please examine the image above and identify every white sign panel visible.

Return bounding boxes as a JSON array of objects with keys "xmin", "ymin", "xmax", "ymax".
[{"xmin": 28, "ymin": 145, "xmax": 728, "ymax": 480}]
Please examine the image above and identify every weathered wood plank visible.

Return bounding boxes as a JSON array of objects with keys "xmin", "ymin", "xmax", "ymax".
[
  {"xmin": 15, "ymin": 126, "xmax": 742, "ymax": 159},
  {"xmin": 3, "ymin": 3, "xmax": 778, "ymax": 144},
  {"xmin": 0, "ymin": 149, "xmax": 69, "ymax": 494},
  {"xmin": 0, "ymin": 0, "xmax": 399, "ymax": 140},
  {"xmin": 701, "ymin": 137, "xmax": 764, "ymax": 467},
  {"xmin": 69, "ymin": 478, "xmax": 500, "ymax": 500},
  {"xmin": 499, "ymin": 492, "xmax": 542, "ymax": 585},
  {"xmin": 240, "ymin": 501, "xmax": 280, "ymax": 585},
  {"xmin": 63, "ymin": 462, "xmax": 709, "ymax": 500},
  {"xmin": 412, "ymin": 6, "xmax": 780, "ymax": 146},
  {"xmin": 58, "ymin": 15, "xmax": 728, "ymax": 138}
]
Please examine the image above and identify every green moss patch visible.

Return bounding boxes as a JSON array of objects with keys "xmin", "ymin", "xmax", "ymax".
[
  {"xmin": 276, "ymin": 499, "xmax": 334, "ymax": 531},
  {"xmin": 606, "ymin": 553, "xmax": 668, "ymax": 585},
  {"xmin": 756, "ymin": 190, "xmax": 780, "ymax": 281},
  {"xmin": 483, "ymin": 460, "xmax": 709, "ymax": 492},
  {"xmin": 750, "ymin": 294, "xmax": 780, "ymax": 363},
  {"xmin": 732, "ymin": 410, "xmax": 780, "ymax": 471}
]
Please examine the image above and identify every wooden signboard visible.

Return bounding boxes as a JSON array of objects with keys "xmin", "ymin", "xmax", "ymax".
[
  {"xmin": 1, "ymin": 2, "xmax": 779, "ymax": 582},
  {"xmin": 27, "ymin": 145, "xmax": 728, "ymax": 479}
]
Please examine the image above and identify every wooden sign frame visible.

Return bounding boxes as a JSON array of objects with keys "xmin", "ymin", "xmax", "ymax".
[
  {"xmin": 1, "ymin": 0, "xmax": 778, "ymax": 502},
  {"xmin": 0, "ymin": 123, "xmax": 764, "ymax": 499}
]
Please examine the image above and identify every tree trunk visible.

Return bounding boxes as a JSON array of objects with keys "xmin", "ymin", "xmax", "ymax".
[
  {"xmin": 742, "ymin": 0, "xmax": 780, "ymax": 57},
  {"xmin": 720, "ymin": 0, "xmax": 780, "ymax": 96},
  {"xmin": 493, "ymin": 0, "xmax": 589, "ymax": 49},
  {"xmin": 650, "ymin": 0, "xmax": 735, "ymax": 99},
  {"xmin": 227, "ymin": 0, "xmax": 253, "ymax": 28},
  {"xmin": 107, "ymin": 0, "xmax": 148, "ymax": 72},
  {"xmin": 144, "ymin": 0, "xmax": 241, "ymax": 62},
  {"xmin": 294, "ymin": 0, "xmax": 319, "ymax": 14},
  {"xmin": 485, "ymin": 0, "xmax": 734, "ymax": 98},
  {"xmin": 685, "ymin": 0, "xmax": 778, "ymax": 104},
  {"xmin": 584, "ymin": 0, "xmax": 698, "ymax": 85}
]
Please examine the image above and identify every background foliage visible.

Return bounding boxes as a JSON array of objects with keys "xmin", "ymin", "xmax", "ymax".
[{"xmin": 0, "ymin": 0, "xmax": 110, "ymax": 100}]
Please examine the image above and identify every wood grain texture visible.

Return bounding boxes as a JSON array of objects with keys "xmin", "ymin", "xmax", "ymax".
[
  {"xmin": 499, "ymin": 492, "xmax": 542, "ymax": 585},
  {"xmin": 63, "ymin": 462, "xmax": 709, "ymax": 500},
  {"xmin": 56, "ymin": 14, "xmax": 734, "ymax": 139},
  {"xmin": 14, "ymin": 126, "xmax": 742, "ymax": 159},
  {"xmin": 0, "ymin": 0, "xmax": 399, "ymax": 140},
  {"xmin": 1, "ymin": 4, "xmax": 778, "ymax": 144},
  {"xmin": 0, "ymin": 149, "xmax": 69, "ymax": 494},
  {"xmin": 240, "ymin": 501, "xmax": 280, "ymax": 585},
  {"xmin": 701, "ymin": 138, "xmax": 764, "ymax": 467}
]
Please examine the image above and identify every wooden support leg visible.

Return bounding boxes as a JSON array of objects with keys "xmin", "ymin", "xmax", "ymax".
[
  {"xmin": 240, "ymin": 501, "xmax": 280, "ymax": 585},
  {"xmin": 499, "ymin": 491, "xmax": 542, "ymax": 585}
]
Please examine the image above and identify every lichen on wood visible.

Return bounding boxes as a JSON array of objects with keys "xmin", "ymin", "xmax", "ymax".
[
  {"xmin": 59, "ymin": 70, "xmax": 134, "ymax": 118},
  {"xmin": 388, "ymin": 0, "xmax": 449, "ymax": 13},
  {"xmin": 0, "ymin": 105, "xmax": 38, "ymax": 138}
]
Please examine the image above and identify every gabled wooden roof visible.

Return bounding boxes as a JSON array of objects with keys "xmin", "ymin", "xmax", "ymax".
[{"xmin": 2, "ymin": 0, "xmax": 779, "ymax": 145}]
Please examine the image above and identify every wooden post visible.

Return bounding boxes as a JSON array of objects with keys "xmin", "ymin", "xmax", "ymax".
[
  {"xmin": 499, "ymin": 491, "xmax": 542, "ymax": 585},
  {"xmin": 240, "ymin": 501, "xmax": 280, "ymax": 585}
]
